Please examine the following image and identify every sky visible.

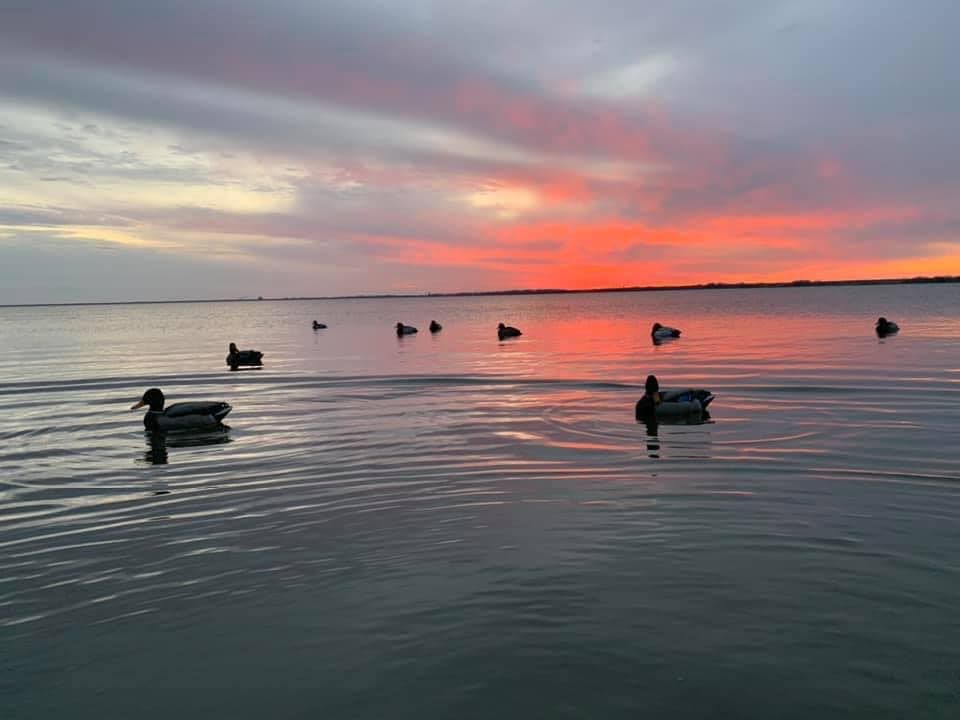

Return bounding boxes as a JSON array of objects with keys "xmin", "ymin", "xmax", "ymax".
[{"xmin": 1, "ymin": 0, "xmax": 958, "ymax": 303}]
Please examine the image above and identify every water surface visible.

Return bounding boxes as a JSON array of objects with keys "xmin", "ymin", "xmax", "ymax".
[{"xmin": 2, "ymin": 284, "xmax": 959, "ymax": 718}]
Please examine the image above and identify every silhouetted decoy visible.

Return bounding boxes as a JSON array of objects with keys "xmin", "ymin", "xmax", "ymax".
[
  {"xmin": 876, "ymin": 317, "xmax": 899, "ymax": 337},
  {"xmin": 131, "ymin": 388, "xmax": 232, "ymax": 431},
  {"xmin": 312, "ymin": 321, "xmax": 327, "ymax": 330},
  {"xmin": 226, "ymin": 342, "xmax": 263, "ymax": 369},
  {"xmin": 651, "ymin": 322, "xmax": 681, "ymax": 340},
  {"xmin": 429, "ymin": 320, "xmax": 442, "ymax": 333},
  {"xmin": 635, "ymin": 374, "xmax": 714, "ymax": 422},
  {"xmin": 497, "ymin": 322, "xmax": 522, "ymax": 339},
  {"xmin": 396, "ymin": 322, "xmax": 418, "ymax": 336}
]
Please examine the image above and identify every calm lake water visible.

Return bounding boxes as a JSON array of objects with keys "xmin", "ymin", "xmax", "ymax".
[{"xmin": 2, "ymin": 284, "xmax": 960, "ymax": 718}]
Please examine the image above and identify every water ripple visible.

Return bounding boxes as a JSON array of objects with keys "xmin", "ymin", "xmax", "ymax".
[{"xmin": 3, "ymin": 290, "xmax": 960, "ymax": 716}]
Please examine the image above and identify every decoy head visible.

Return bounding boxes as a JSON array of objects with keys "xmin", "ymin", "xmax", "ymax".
[
  {"xmin": 396, "ymin": 322, "xmax": 404, "ymax": 330},
  {"xmin": 644, "ymin": 374, "xmax": 659, "ymax": 396},
  {"xmin": 498, "ymin": 323, "xmax": 506, "ymax": 330},
  {"xmin": 132, "ymin": 388, "xmax": 164, "ymax": 412},
  {"xmin": 651, "ymin": 323, "xmax": 663, "ymax": 334},
  {"xmin": 228, "ymin": 342, "xmax": 238, "ymax": 353},
  {"xmin": 876, "ymin": 317, "xmax": 887, "ymax": 326}
]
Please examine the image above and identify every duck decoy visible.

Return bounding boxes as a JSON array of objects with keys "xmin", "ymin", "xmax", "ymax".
[
  {"xmin": 131, "ymin": 388, "xmax": 232, "ymax": 431},
  {"xmin": 651, "ymin": 322, "xmax": 681, "ymax": 341},
  {"xmin": 497, "ymin": 322, "xmax": 522, "ymax": 339},
  {"xmin": 876, "ymin": 317, "xmax": 899, "ymax": 337},
  {"xmin": 226, "ymin": 342, "xmax": 263, "ymax": 369},
  {"xmin": 635, "ymin": 374, "xmax": 714, "ymax": 422},
  {"xmin": 396, "ymin": 322, "xmax": 418, "ymax": 336},
  {"xmin": 312, "ymin": 321, "xmax": 327, "ymax": 330},
  {"xmin": 429, "ymin": 320, "xmax": 442, "ymax": 333}
]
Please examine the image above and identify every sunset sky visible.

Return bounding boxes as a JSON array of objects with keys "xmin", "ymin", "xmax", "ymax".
[{"xmin": 1, "ymin": 0, "xmax": 958, "ymax": 303}]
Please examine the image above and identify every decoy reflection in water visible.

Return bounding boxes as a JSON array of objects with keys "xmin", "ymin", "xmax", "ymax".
[
  {"xmin": 497, "ymin": 322, "xmax": 522, "ymax": 340},
  {"xmin": 876, "ymin": 317, "xmax": 899, "ymax": 337},
  {"xmin": 226, "ymin": 342, "xmax": 264, "ymax": 369},
  {"xmin": 131, "ymin": 388, "xmax": 232, "ymax": 431},
  {"xmin": 640, "ymin": 416, "xmax": 661, "ymax": 459},
  {"xmin": 143, "ymin": 427, "xmax": 232, "ymax": 466}
]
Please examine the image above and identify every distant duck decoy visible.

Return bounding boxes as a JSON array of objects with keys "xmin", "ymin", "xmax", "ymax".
[
  {"xmin": 651, "ymin": 322, "xmax": 682, "ymax": 340},
  {"xmin": 131, "ymin": 388, "xmax": 232, "ymax": 431},
  {"xmin": 876, "ymin": 317, "xmax": 899, "ymax": 337},
  {"xmin": 312, "ymin": 321, "xmax": 327, "ymax": 330},
  {"xmin": 498, "ymin": 322, "xmax": 522, "ymax": 340},
  {"xmin": 226, "ymin": 342, "xmax": 263, "ymax": 369},
  {"xmin": 635, "ymin": 374, "xmax": 714, "ymax": 423},
  {"xmin": 397, "ymin": 322, "xmax": 418, "ymax": 336},
  {"xmin": 429, "ymin": 320, "xmax": 443, "ymax": 333}
]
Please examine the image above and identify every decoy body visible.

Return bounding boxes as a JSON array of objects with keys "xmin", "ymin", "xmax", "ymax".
[
  {"xmin": 131, "ymin": 388, "xmax": 232, "ymax": 431},
  {"xmin": 312, "ymin": 321, "xmax": 327, "ymax": 330},
  {"xmin": 226, "ymin": 342, "xmax": 263, "ymax": 368},
  {"xmin": 651, "ymin": 323, "xmax": 682, "ymax": 340},
  {"xmin": 635, "ymin": 375, "xmax": 714, "ymax": 422},
  {"xmin": 397, "ymin": 322, "xmax": 418, "ymax": 336},
  {"xmin": 498, "ymin": 322, "xmax": 522, "ymax": 339},
  {"xmin": 876, "ymin": 317, "xmax": 899, "ymax": 337},
  {"xmin": 429, "ymin": 320, "xmax": 442, "ymax": 333}
]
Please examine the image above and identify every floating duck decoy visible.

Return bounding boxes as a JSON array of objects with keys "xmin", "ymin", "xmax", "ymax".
[
  {"xmin": 131, "ymin": 388, "xmax": 232, "ymax": 431},
  {"xmin": 635, "ymin": 374, "xmax": 714, "ymax": 422},
  {"xmin": 396, "ymin": 322, "xmax": 418, "ymax": 336},
  {"xmin": 429, "ymin": 320, "xmax": 442, "ymax": 333},
  {"xmin": 651, "ymin": 322, "xmax": 681, "ymax": 341},
  {"xmin": 312, "ymin": 321, "xmax": 327, "ymax": 330},
  {"xmin": 498, "ymin": 322, "xmax": 522, "ymax": 339},
  {"xmin": 876, "ymin": 317, "xmax": 899, "ymax": 337},
  {"xmin": 226, "ymin": 342, "xmax": 263, "ymax": 369}
]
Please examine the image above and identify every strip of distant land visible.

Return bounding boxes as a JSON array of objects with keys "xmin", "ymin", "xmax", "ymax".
[{"xmin": 2, "ymin": 275, "xmax": 958, "ymax": 307}]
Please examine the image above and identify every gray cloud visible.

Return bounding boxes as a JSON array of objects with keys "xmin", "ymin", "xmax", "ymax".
[{"xmin": 0, "ymin": 204, "xmax": 134, "ymax": 228}]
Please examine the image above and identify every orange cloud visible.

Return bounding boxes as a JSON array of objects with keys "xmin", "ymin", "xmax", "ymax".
[{"xmin": 356, "ymin": 196, "xmax": 958, "ymax": 292}]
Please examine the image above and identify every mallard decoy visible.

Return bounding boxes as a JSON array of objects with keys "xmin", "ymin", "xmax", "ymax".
[
  {"xmin": 876, "ymin": 317, "xmax": 899, "ymax": 337},
  {"xmin": 497, "ymin": 322, "xmax": 522, "ymax": 339},
  {"xmin": 396, "ymin": 322, "xmax": 418, "ymax": 336},
  {"xmin": 429, "ymin": 320, "xmax": 442, "ymax": 333},
  {"xmin": 312, "ymin": 321, "xmax": 327, "ymax": 330},
  {"xmin": 131, "ymin": 388, "xmax": 232, "ymax": 431},
  {"xmin": 226, "ymin": 342, "xmax": 263, "ymax": 369},
  {"xmin": 651, "ymin": 322, "xmax": 681, "ymax": 340},
  {"xmin": 635, "ymin": 374, "xmax": 714, "ymax": 422}
]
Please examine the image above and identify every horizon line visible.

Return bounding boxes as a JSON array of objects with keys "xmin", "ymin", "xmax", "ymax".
[{"xmin": 1, "ymin": 275, "xmax": 958, "ymax": 308}]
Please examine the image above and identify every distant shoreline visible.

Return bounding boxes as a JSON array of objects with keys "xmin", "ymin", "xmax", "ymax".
[{"xmin": 2, "ymin": 275, "xmax": 958, "ymax": 308}]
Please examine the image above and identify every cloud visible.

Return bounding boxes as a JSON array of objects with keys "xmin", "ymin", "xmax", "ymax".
[{"xmin": 0, "ymin": 0, "xmax": 958, "ymax": 302}]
